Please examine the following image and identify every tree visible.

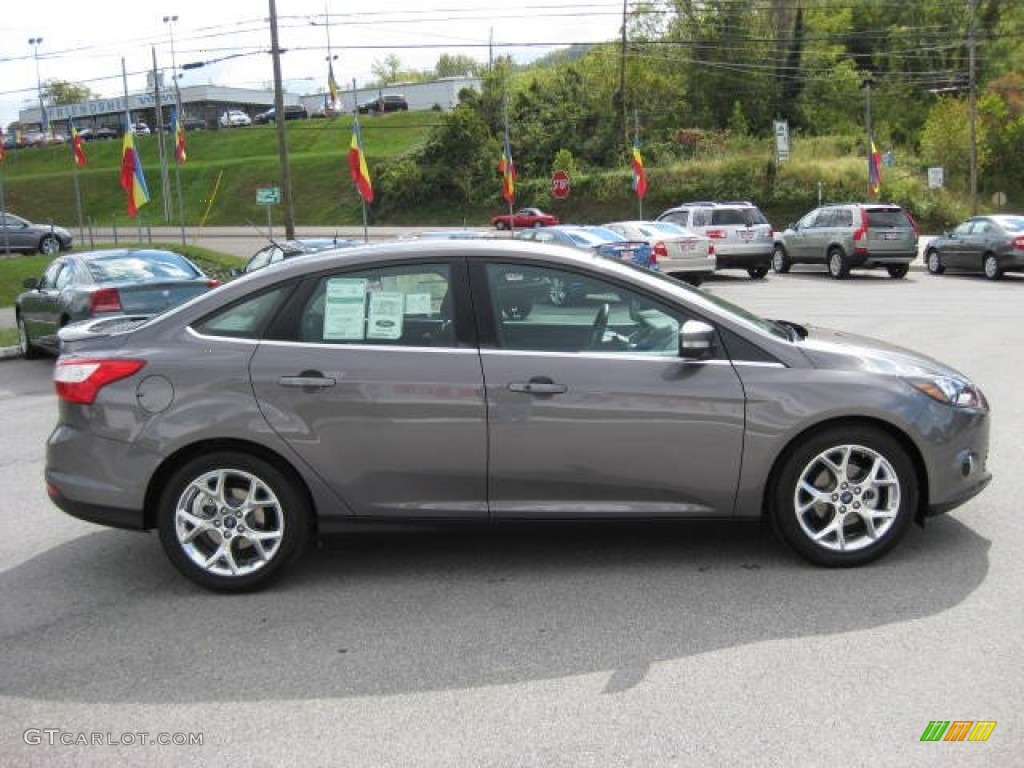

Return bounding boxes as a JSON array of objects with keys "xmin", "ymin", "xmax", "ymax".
[
  {"xmin": 435, "ymin": 54, "xmax": 481, "ymax": 78},
  {"xmin": 371, "ymin": 55, "xmax": 403, "ymax": 85},
  {"xmin": 44, "ymin": 79, "xmax": 94, "ymax": 106},
  {"xmin": 920, "ymin": 97, "xmax": 989, "ymax": 191}
]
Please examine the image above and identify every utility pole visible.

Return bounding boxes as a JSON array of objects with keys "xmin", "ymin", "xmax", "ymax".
[
  {"xmin": 269, "ymin": 0, "xmax": 296, "ymax": 239},
  {"xmin": 618, "ymin": 0, "xmax": 628, "ymax": 149},
  {"xmin": 967, "ymin": 0, "xmax": 978, "ymax": 215}
]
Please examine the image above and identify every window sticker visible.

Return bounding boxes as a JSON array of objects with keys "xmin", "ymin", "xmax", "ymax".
[
  {"xmin": 404, "ymin": 292, "xmax": 432, "ymax": 316},
  {"xmin": 323, "ymin": 278, "xmax": 368, "ymax": 340},
  {"xmin": 366, "ymin": 291, "xmax": 405, "ymax": 340}
]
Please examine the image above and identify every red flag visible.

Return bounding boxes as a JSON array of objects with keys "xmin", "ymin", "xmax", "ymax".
[
  {"xmin": 120, "ymin": 128, "xmax": 150, "ymax": 217},
  {"xmin": 498, "ymin": 133, "xmax": 516, "ymax": 204},
  {"xmin": 631, "ymin": 139, "xmax": 647, "ymax": 199},
  {"xmin": 869, "ymin": 139, "xmax": 882, "ymax": 197},
  {"xmin": 71, "ymin": 122, "xmax": 87, "ymax": 167},
  {"xmin": 348, "ymin": 119, "xmax": 373, "ymax": 202},
  {"xmin": 174, "ymin": 113, "xmax": 187, "ymax": 165}
]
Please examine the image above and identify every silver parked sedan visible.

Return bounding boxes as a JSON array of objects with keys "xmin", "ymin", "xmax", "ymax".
[
  {"xmin": 604, "ymin": 220, "xmax": 716, "ymax": 285},
  {"xmin": 46, "ymin": 239, "xmax": 991, "ymax": 591}
]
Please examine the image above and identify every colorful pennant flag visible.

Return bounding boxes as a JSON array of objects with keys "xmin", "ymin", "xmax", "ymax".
[
  {"xmin": 70, "ymin": 120, "xmax": 87, "ymax": 167},
  {"xmin": 328, "ymin": 62, "xmax": 340, "ymax": 106},
  {"xmin": 869, "ymin": 138, "xmax": 882, "ymax": 197},
  {"xmin": 631, "ymin": 138, "xmax": 647, "ymax": 199},
  {"xmin": 498, "ymin": 132, "xmax": 516, "ymax": 204},
  {"xmin": 348, "ymin": 118, "xmax": 373, "ymax": 202},
  {"xmin": 174, "ymin": 110, "xmax": 187, "ymax": 165},
  {"xmin": 120, "ymin": 126, "xmax": 150, "ymax": 217}
]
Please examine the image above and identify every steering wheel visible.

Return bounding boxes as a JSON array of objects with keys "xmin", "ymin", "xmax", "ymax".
[{"xmin": 588, "ymin": 303, "xmax": 610, "ymax": 348}]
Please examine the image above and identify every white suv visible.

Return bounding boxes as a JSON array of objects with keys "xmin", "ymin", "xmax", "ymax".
[{"xmin": 657, "ymin": 201, "xmax": 774, "ymax": 279}]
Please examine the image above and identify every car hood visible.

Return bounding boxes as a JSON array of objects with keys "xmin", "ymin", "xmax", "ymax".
[{"xmin": 795, "ymin": 324, "xmax": 968, "ymax": 379}]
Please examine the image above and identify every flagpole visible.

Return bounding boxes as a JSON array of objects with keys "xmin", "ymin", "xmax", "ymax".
[
  {"xmin": 634, "ymin": 109, "xmax": 643, "ymax": 220},
  {"xmin": 503, "ymin": 92, "xmax": 514, "ymax": 236},
  {"xmin": 353, "ymin": 78, "xmax": 369, "ymax": 243},
  {"xmin": 71, "ymin": 156, "xmax": 85, "ymax": 244},
  {"xmin": 122, "ymin": 58, "xmax": 142, "ymax": 242}
]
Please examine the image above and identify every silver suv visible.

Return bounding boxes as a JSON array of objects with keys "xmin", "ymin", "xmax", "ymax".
[
  {"xmin": 772, "ymin": 203, "xmax": 919, "ymax": 279},
  {"xmin": 656, "ymin": 201, "xmax": 773, "ymax": 279}
]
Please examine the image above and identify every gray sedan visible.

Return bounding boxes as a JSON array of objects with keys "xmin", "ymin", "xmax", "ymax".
[
  {"xmin": 46, "ymin": 240, "xmax": 991, "ymax": 591},
  {"xmin": 16, "ymin": 248, "xmax": 219, "ymax": 357},
  {"xmin": 0, "ymin": 211, "xmax": 73, "ymax": 256},
  {"xmin": 924, "ymin": 214, "xmax": 1024, "ymax": 279}
]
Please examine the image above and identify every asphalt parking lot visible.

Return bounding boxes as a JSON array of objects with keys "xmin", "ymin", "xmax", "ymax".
[{"xmin": 1, "ymin": 267, "xmax": 1020, "ymax": 766}]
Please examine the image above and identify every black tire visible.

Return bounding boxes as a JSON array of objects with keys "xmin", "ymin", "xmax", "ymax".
[
  {"xmin": 771, "ymin": 425, "xmax": 916, "ymax": 567},
  {"xmin": 827, "ymin": 247, "xmax": 850, "ymax": 279},
  {"xmin": 886, "ymin": 264, "xmax": 909, "ymax": 279},
  {"xmin": 157, "ymin": 452, "xmax": 310, "ymax": 592},
  {"xmin": 39, "ymin": 235, "xmax": 60, "ymax": 257},
  {"xmin": 16, "ymin": 314, "xmax": 42, "ymax": 359},
  {"xmin": 747, "ymin": 265, "xmax": 768, "ymax": 279},
  {"xmin": 984, "ymin": 254, "xmax": 1003, "ymax": 281},
  {"xmin": 926, "ymin": 250, "xmax": 945, "ymax": 275},
  {"xmin": 771, "ymin": 244, "xmax": 791, "ymax": 274}
]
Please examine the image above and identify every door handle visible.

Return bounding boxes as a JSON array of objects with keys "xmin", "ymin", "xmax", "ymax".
[
  {"xmin": 279, "ymin": 374, "xmax": 336, "ymax": 389},
  {"xmin": 508, "ymin": 378, "xmax": 567, "ymax": 395}
]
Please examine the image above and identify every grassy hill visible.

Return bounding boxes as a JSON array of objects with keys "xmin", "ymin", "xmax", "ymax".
[{"xmin": 1, "ymin": 116, "xmax": 972, "ymax": 231}]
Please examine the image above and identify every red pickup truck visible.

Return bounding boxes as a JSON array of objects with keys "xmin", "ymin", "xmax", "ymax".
[{"xmin": 491, "ymin": 207, "xmax": 560, "ymax": 230}]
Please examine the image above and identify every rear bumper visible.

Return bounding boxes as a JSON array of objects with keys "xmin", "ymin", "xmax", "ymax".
[{"xmin": 47, "ymin": 484, "xmax": 146, "ymax": 530}]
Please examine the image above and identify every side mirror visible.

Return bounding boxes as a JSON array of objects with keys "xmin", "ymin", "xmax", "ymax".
[
  {"xmin": 679, "ymin": 319, "xmax": 716, "ymax": 360},
  {"xmin": 23, "ymin": 277, "xmax": 39, "ymax": 290}
]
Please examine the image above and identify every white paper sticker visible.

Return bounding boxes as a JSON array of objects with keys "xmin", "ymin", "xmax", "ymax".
[
  {"xmin": 404, "ymin": 292, "xmax": 432, "ymax": 316},
  {"xmin": 366, "ymin": 291, "xmax": 404, "ymax": 340},
  {"xmin": 323, "ymin": 278, "xmax": 367, "ymax": 340}
]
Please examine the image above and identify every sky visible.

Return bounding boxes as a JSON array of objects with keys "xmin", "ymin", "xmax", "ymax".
[{"xmin": 0, "ymin": 0, "xmax": 627, "ymax": 129}]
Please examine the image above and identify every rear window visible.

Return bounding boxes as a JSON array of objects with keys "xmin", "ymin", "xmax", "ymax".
[
  {"xmin": 996, "ymin": 217, "xmax": 1024, "ymax": 233},
  {"xmin": 711, "ymin": 207, "xmax": 769, "ymax": 226},
  {"xmin": 866, "ymin": 208, "xmax": 912, "ymax": 228},
  {"xmin": 87, "ymin": 251, "xmax": 200, "ymax": 283}
]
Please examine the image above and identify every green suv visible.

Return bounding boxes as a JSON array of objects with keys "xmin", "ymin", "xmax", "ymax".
[{"xmin": 772, "ymin": 203, "xmax": 919, "ymax": 279}]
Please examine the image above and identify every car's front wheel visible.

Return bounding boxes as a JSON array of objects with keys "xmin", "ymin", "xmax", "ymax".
[
  {"xmin": 16, "ymin": 314, "xmax": 42, "ymax": 359},
  {"xmin": 771, "ymin": 244, "xmax": 791, "ymax": 273},
  {"xmin": 926, "ymin": 250, "xmax": 945, "ymax": 275},
  {"xmin": 39, "ymin": 235, "xmax": 60, "ymax": 257},
  {"xmin": 157, "ymin": 452, "xmax": 310, "ymax": 591},
  {"xmin": 772, "ymin": 425, "xmax": 916, "ymax": 567},
  {"xmin": 984, "ymin": 254, "xmax": 1003, "ymax": 280}
]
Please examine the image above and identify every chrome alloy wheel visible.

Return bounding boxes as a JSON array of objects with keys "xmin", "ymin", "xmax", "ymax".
[
  {"xmin": 792, "ymin": 443, "xmax": 900, "ymax": 553},
  {"xmin": 174, "ymin": 468, "xmax": 285, "ymax": 577}
]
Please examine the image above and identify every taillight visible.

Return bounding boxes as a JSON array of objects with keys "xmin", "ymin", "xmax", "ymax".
[
  {"xmin": 54, "ymin": 358, "xmax": 146, "ymax": 405},
  {"xmin": 652, "ymin": 241, "xmax": 668, "ymax": 261},
  {"xmin": 708, "ymin": 243, "xmax": 715, "ymax": 255},
  {"xmin": 89, "ymin": 287, "xmax": 122, "ymax": 314},
  {"xmin": 206, "ymin": 279, "xmax": 221, "ymax": 288},
  {"xmin": 905, "ymin": 211, "xmax": 921, "ymax": 236},
  {"xmin": 852, "ymin": 208, "xmax": 869, "ymax": 252},
  {"xmin": 1012, "ymin": 236, "xmax": 1024, "ymax": 252},
  {"xmin": 706, "ymin": 229, "xmax": 726, "ymax": 239}
]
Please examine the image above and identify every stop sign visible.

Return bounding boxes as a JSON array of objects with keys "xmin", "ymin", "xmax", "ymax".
[{"xmin": 551, "ymin": 169, "xmax": 571, "ymax": 199}]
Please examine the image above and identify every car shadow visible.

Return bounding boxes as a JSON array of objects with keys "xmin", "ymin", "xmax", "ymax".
[{"xmin": 0, "ymin": 515, "xmax": 990, "ymax": 703}]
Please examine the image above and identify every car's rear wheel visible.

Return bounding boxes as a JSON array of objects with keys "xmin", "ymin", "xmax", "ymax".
[
  {"xmin": 532, "ymin": 221, "xmax": 543, "ymax": 228},
  {"xmin": 16, "ymin": 314, "xmax": 42, "ymax": 359},
  {"xmin": 157, "ymin": 452, "xmax": 310, "ymax": 592},
  {"xmin": 886, "ymin": 264, "xmax": 909, "ymax": 279},
  {"xmin": 926, "ymin": 250, "xmax": 945, "ymax": 275},
  {"xmin": 747, "ymin": 266, "xmax": 768, "ymax": 279},
  {"xmin": 771, "ymin": 244, "xmax": 791, "ymax": 274},
  {"xmin": 984, "ymin": 254, "xmax": 1003, "ymax": 280},
  {"xmin": 39, "ymin": 235, "xmax": 60, "ymax": 257},
  {"xmin": 772, "ymin": 425, "xmax": 916, "ymax": 567},
  {"xmin": 827, "ymin": 247, "xmax": 850, "ymax": 279}
]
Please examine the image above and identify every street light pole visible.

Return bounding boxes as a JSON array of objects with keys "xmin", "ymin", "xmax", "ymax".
[
  {"xmin": 28, "ymin": 37, "xmax": 46, "ymax": 135},
  {"xmin": 164, "ymin": 14, "xmax": 187, "ymax": 244},
  {"xmin": 269, "ymin": 0, "xmax": 296, "ymax": 239}
]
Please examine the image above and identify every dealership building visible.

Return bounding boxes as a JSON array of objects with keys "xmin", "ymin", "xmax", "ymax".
[{"xmin": 17, "ymin": 76, "xmax": 482, "ymax": 134}]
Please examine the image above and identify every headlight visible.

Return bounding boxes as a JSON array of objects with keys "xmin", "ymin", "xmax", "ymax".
[{"xmin": 907, "ymin": 376, "xmax": 988, "ymax": 410}]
